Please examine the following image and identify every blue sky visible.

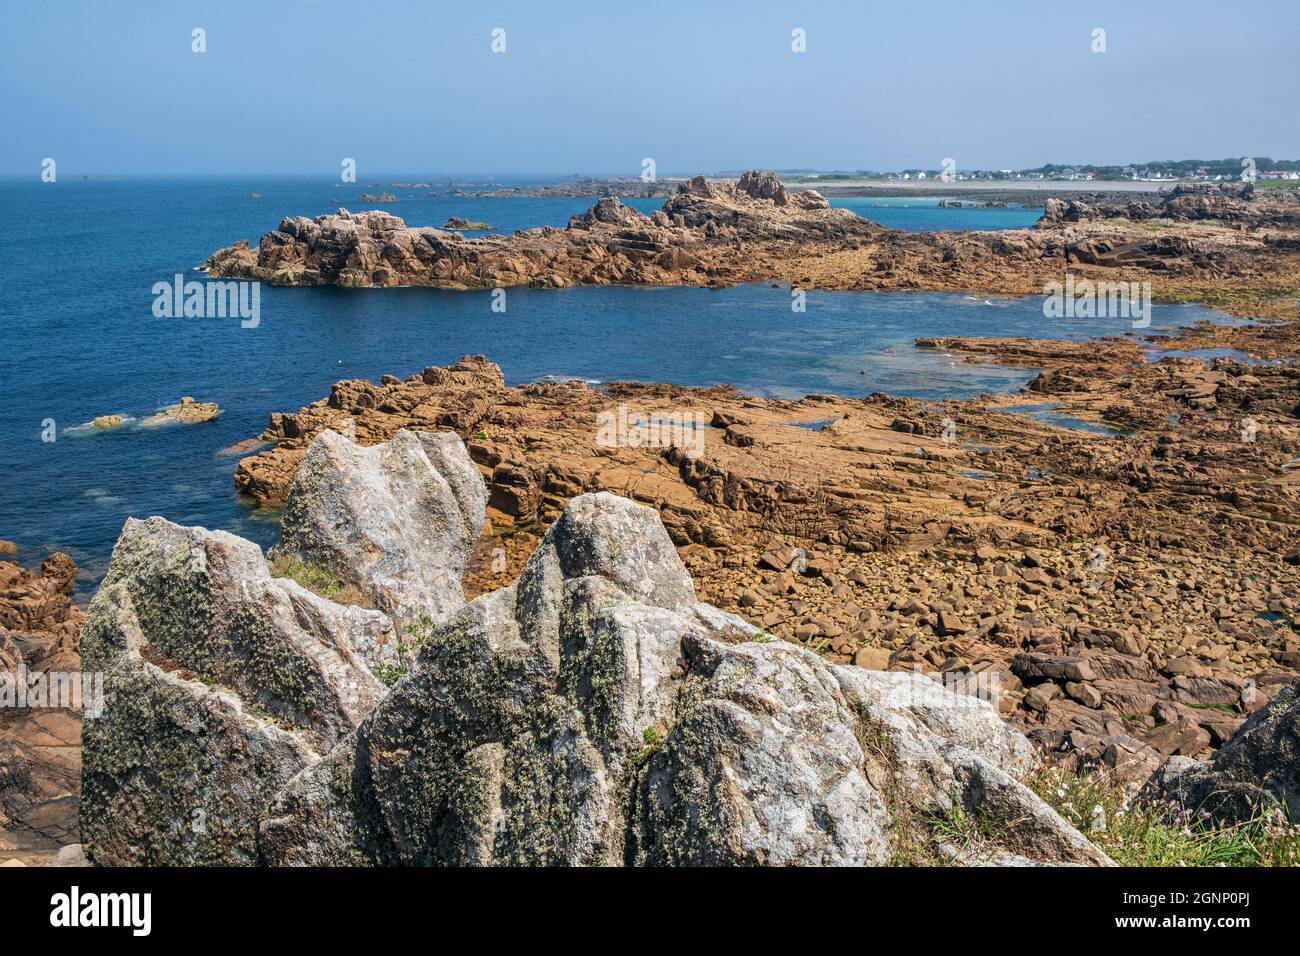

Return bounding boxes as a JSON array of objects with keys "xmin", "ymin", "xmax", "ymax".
[{"xmin": 2, "ymin": 0, "xmax": 1296, "ymax": 176}]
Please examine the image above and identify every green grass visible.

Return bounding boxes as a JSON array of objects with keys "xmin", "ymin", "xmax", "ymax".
[
  {"xmin": 928, "ymin": 797, "xmax": 999, "ymax": 858},
  {"xmin": 1027, "ymin": 765, "xmax": 1300, "ymax": 866},
  {"xmin": 373, "ymin": 662, "xmax": 407, "ymax": 686},
  {"xmin": 375, "ymin": 614, "xmax": 445, "ymax": 685},
  {"xmin": 269, "ymin": 555, "xmax": 371, "ymax": 608},
  {"xmin": 396, "ymin": 613, "xmax": 439, "ymax": 657},
  {"xmin": 860, "ymin": 716, "xmax": 1300, "ymax": 866},
  {"xmin": 633, "ymin": 725, "xmax": 668, "ymax": 767}
]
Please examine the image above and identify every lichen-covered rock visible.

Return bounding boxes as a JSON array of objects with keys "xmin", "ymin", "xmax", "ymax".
[
  {"xmin": 631, "ymin": 634, "xmax": 892, "ymax": 865},
  {"xmin": 260, "ymin": 492, "xmax": 727, "ymax": 865},
  {"xmin": 1143, "ymin": 685, "xmax": 1299, "ymax": 824},
  {"xmin": 275, "ymin": 429, "xmax": 486, "ymax": 629},
  {"xmin": 79, "ymin": 517, "xmax": 393, "ymax": 865},
  {"xmin": 262, "ymin": 492, "xmax": 1108, "ymax": 867}
]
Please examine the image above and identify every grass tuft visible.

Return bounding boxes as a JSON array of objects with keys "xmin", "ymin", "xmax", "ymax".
[
  {"xmin": 1025, "ymin": 764, "xmax": 1300, "ymax": 867},
  {"xmin": 269, "ymin": 555, "xmax": 372, "ymax": 608}
]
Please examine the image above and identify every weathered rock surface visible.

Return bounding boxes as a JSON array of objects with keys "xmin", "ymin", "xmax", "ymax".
[
  {"xmin": 1039, "ymin": 183, "xmax": 1300, "ymax": 230},
  {"xmin": 0, "ymin": 550, "xmax": 84, "ymax": 866},
  {"xmin": 1, "ymin": 551, "xmax": 82, "ymax": 663},
  {"xmin": 275, "ymin": 428, "xmax": 487, "ymax": 629},
  {"xmin": 443, "ymin": 217, "xmax": 493, "ymax": 230},
  {"xmin": 206, "ymin": 172, "xmax": 1300, "ymax": 300},
  {"xmin": 79, "ymin": 516, "xmax": 395, "ymax": 865},
  {"xmin": 1144, "ymin": 685, "xmax": 1299, "ymax": 824},
  {"xmin": 202, "ymin": 172, "xmax": 877, "ymax": 291},
  {"xmin": 227, "ymin": 344, "xmax": 1300, "ymax": 782},
  {"xmin": 258, "ymin": 492, "xmax": 1107, "ymax": 866},
  {"xmin": 140, "ymin": 396, "xmax": 220, "ymax": 426}
]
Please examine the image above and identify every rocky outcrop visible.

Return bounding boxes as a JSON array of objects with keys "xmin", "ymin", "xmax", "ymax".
[
  {"xmin": 567, "ymin": 196, "xmax": 648, "ymax": 229},
  {"xmin": 443, "ymin": 217, "xmax": 493, "ymax": 230},
  {"xmin": 205, "ymin": 171, "xmax": 1300, "ymax": 296},
  {"xmin": 258, "ymin": 492, "xmax": 1105, "ymax": 866},
  {"xmin": 1038, "ymin": 183, "xmax": 1300, "ymax": 229},
  {"xmin": 227, "ymin": 347, "xmax": 1300, "ymax": 782},
  {"xmin": 1, "ymin": 552, "xmax": 81, "ymax": 661},
  {"xmin": 76, "ymin": 477, "xmax": 1110, "ymax": 866},
  {"xmin": 79, "ymin": 517, "xmax": 396, "ymax": 865},
  {"xmin": 140, "ymin": 396, "xmax": 219, "ymax": 426},
  {"xmin": 1144, "ymin": 685, "xmax": 1298, "ymax": 824},
  {"xmin": 275, "ymin": 429, "xmax": 487, "ymax": 629},
  {"xmin": 203, "ymin": 172, "xmax": 878, "ymax": 290},
  {"xmin": 523, "ymin": 177, "xmax": 679, "ymax": 199},
  {"xmin": 0, "ymin": 551, "xmax": 84, "ymax": 866}
]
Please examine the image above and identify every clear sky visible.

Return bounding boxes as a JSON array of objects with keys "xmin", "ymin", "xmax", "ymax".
[{"xmin": 2, "ymin": 0, "xmax": 1296, "ymax": 177}]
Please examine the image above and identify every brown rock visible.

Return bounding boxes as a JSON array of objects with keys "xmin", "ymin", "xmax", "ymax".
[{"xmin": 852, "ymin": 647, "xmax": 892, "ymax": 671}]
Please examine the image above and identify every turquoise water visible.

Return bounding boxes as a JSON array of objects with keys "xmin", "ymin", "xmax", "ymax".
[
  {"xmin": 0, "ymin": 177, "xmax": 1229, "ymax": 592},
  {"xmin": 829, "ymin": 196, "xmax": 1041, "ymax": 231}
]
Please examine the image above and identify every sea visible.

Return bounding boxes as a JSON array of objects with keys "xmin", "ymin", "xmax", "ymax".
[{"xmin": 0, "ymin": 176, "xmax": 1240, "ymax": 593}]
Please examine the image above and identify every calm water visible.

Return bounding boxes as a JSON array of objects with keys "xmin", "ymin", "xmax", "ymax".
[
  {"xmin": 829, "ymin": 196, "xmax": 1040, "ymax": 232},
  {"xmin": 0, "ymin": 177, "xmax": 1232, "ymax": 592}
]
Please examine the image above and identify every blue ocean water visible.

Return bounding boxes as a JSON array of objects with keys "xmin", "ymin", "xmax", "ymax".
[
  {"xmin": 0, "ymin": 177, "xmax": 1234, "ymax": 592},
  {"xmin": 829, "ymin": 196, "xmax": 1041, "ymax": 232}
]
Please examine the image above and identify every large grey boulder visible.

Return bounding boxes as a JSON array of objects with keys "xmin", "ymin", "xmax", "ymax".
[
  {"xmin": 261, "ymin": 492, "xmax": 1109, "ymax": 867},
  {"xmin": 1143, "ymin": 684, "xmax": 1298, "ymax": 824},
  {"xmin": 260, "ymin": 492, "xmax": 743, "ymax": 865},
  {"xmin": 275, "ymin": 429, "xmax": 487, "ymax": 629},
  {"xmin": 80, "ymin": 517, "xmax": 393, "ymax": 865},
  {"xmin": 631, "ymin": 632, "xmax": 891, "ymax": 865}
]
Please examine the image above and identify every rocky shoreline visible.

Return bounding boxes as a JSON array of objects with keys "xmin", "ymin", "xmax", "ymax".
[
  {"xmin": 203, "ymin": 172, "xmax": 1300, "ymax": 305},
  {"xmin": 36, "ymin": 417, "xmax": 1300, "ymax": 866},
  {"xmin": 0, "ymin": 551, "xmax": 83, "ymax": 866},
  {"xmin": 225, "ymin": 313, "xmax": 1299, "ymax": 791},
  {"xmin": 73, "ymin": 454, "xmax": 1120, "ymax": 866},
  {"xmin": 5, "ymin": 320, "xmax": 1297, "ymax": 863},
  {"xmin": 5, "ymin": 171, "xmax": 1298, "ymax": 867}
]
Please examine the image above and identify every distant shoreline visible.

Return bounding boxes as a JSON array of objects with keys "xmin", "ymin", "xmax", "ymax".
[
  {"xmin": 804, "ymin": 179, "xmax": 1174, "ymax": 203},
  {"xmin": 792, "ymin": 178, "xmax": 1174, "ymax": 193}
]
